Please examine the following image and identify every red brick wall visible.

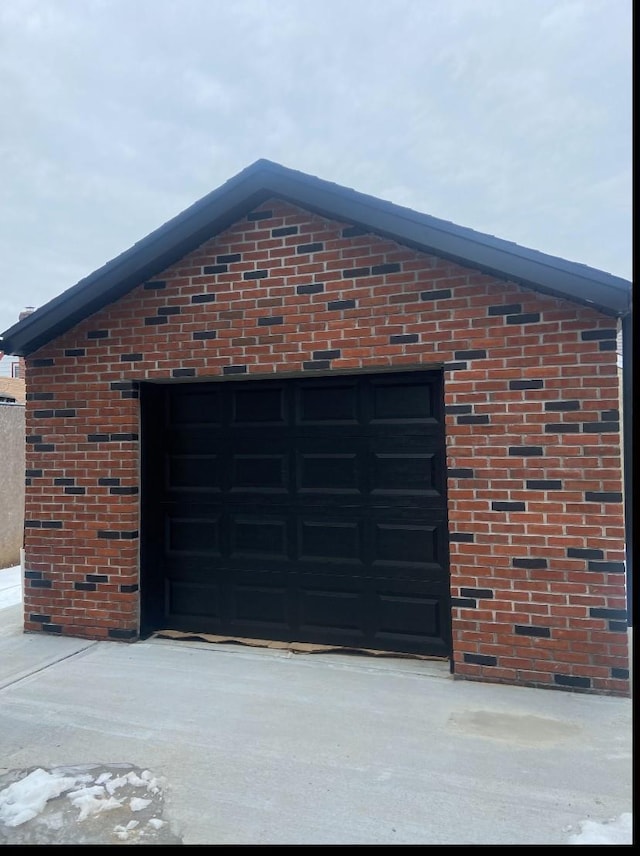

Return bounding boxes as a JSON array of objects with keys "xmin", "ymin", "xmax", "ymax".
[{"xmin": 23, "ymin": 199, "xmax": 629, "ymax": 696}]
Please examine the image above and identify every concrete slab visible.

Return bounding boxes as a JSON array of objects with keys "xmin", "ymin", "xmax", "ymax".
[{"xmin": 0, "ymin": 615, "xmax": 633, "ymax": 845}]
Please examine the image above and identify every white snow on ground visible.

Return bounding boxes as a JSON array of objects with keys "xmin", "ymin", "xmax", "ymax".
[
  {"xmin": 0, "ymin": 765, "xmax": 179, "ymax": 845},
  {"xmin": 0, "ymin": 565, "xmax": 21, "ymax": 609},
  {"xmin": 567, "ymin": 813, "xmax": 633, "ymax": 845}
]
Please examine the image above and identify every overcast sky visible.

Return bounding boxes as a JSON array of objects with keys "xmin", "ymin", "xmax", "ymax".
[{"xmin": 0, "ymin": 0, "xmax": 632, "ymax": 339}]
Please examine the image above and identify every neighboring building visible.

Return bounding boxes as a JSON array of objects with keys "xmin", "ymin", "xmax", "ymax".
[{"xmin": 0, "ymin": 161, "xmax": 631, "ymax": 696}]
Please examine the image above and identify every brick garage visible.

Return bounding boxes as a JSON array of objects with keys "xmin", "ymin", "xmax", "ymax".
[{"xmin": 1, "ymin": 161, "xmax": 631, "ymax": 697}]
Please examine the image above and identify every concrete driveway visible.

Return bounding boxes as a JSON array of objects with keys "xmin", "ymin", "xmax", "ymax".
[{"xmin": 0, "ymin": 568, "xmax": 633, "ymax": 845}]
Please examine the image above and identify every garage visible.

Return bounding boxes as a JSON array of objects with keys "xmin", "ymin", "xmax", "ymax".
[{"xmin": 141, "ymin": 370, "xmax": 451, "ymax": 656}]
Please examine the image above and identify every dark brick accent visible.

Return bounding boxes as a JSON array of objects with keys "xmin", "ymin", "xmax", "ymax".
[
  {"xmin": 42, "ymin": 521, "xmax": 63, "ymax": 529},
  {"xmin": 448, "ymin": 468, "xmax": 475, "ymax": 478},
  {"xmin": 30, "ymin": 579, "xmax": 52, "ymax": 588},
  {"xmin": 34, "ymin": 410, "xmax": 54, "ymax": 418},
  {"xmin": 223, "ymin": 365, "xmax": 247, "ymax": 375},
  {"xmin": 272, "ymin": 226, "xmax": 298, "ymax": 237},
  {"xmin": 599, "ymin": 340, "xmax": 617, "ymax": 351},
  {"xmin": 455, "ymin": 349, "xmax": 487, "ymax": 360},
  {"xmin": 461, "ymin": 588, "xmax": 494, "ymax": 599},
  {"xmin": 217, "ymin": 253, "xmax": 241, "ymax": 263},
  {"xmin": 445, "ymin": 404, "xmax": 472, "ymax": 414},
  {"xmin": 25, "ymin": 478, "xmax": 31, "ymax": 486},
  {"xmin": 87, "ymin": 574, "xmax": 109, "ymax": 583},
  {"xmin": 26, "ymin": 435, "xmax": 43, "ymax": 443},
  {"xmin": 567, "ymin": 548, "xmax": 604, "ymax": 560},
  {"xmin": 87, "ymin": 433, "xmax": 109, "ymax": 442},
  {"xmin": 544, "ymin": 400, "xmax": 580, "ymax": 411},
  {"xmin": 158, "ymin": 306, "xmax": 181, "ymax": 316},
  {"xmin": 193, "ymin": 331, "xmax": 217, "ymax": 340},
  {"xmin": 303, "ymin": 361, "xmax": 331, "ymax": 371},
  {"xmin": 449, "ymin": 533, "xmax": 475, "ymax": 543},
  {"xmin": 515, "ymin": 625, "xmax": 551, "ymax": 638},
  {"xmin": 110, "ymin": 381, "xmax": 137, "ymax": 391},
  {"xmin": 509, "ymin": 446, "xmax": 543, "ymax": 457},
  {"xmin": 554, "ymin": 674, "xmax": 591, "ymax": 689},
  {"xmin": 390, "ymin": 334, "xmax": 419, "ymax": 344},
  {"xmin": 27, "ymin": 392, "xmax": 54, "ymax": 401},
  {"xmin": 444, "ymin": 361, "xmax": 467, "ymax": 372},
  {"xmin": 54, "ymin": 477, "xmax": 74, "ymax": 485},
  {"xmin": 509, "ymin": 379, "xmax": 544, "ymax": 390},
  {"xmin": 247, "ymin": 210, "xmax": 272, "ymax": 221},
  {"xmin": 144, "ymin": 316, "xmax": 168, "ymax": 325},
  {"xmin": 34, "ymin": 444, "xmax": 54, "ymax": 452},
  {"xmin": 296, "ymin": 283, "xmax": 325, "ymax": 295},
  {"xmin": 608, "ymin": 621, "xmax": 628, "ymax": 633},
  {"xmin": 43, "ymin": 624, "xmax": 63, "ymax": 634},
  {"xmin": 506, "ymin": 313, "xmax": 540, "ymax": 324},
  {"xmin": 119, "ymin": 584, "xmax": 139, "ymax": 593},
  {"xmin": 488, "ymin": 303, "xmax": 522, "ymax": 316},
  {"xmin": 65, "ymin": 487, "xmax": 86, "ymax": 495},
  {"xmin": 29, "ymin": 614, "xmax": 51, "ymax": 623},
  {"xmin": 580, "ymin": 329, "xmax": 617, "ymax": 341},
  {"xmin": 33, "ymin": 358, "xmax": 54, "ymax": 367},
  {"xmin": 243, "ymin": 270, "xmax": 268, "ymax": 280},
  {"xmin": 611, "ymin": 668, "xmax": 629, "ymax": 679},
  {"xmin": 55, "ymin": 409, "xmax": 76, "ymax": 418},
  {"xmin": 120, "ymin": 353, "xmax": 143, "ymax": 362},
  {"xmin": 526, "ymin": 479, "xmax": 562, "ymax": 490},
  {"xmin": 513, "ymin": 558, "xmax": 548, "ymax": 569},
  {"xmin": 342, "ymin": 225, "xmax": 368, "ymax": 237},
  {"xmin": 97, "ymin": 530, "xmax": 139, "ymax": 540},
  {"xmin": 328, "ymin": 299, "xmax": 356, "ymax": 310},
  {"xmin": 110, "ymin": 433, "xmax": 138, "ymax": 441},
  {"xmin": 191, "ymin": 293, "xmax": 217, "ymax": 304},
  {"xmin": 172, "ymin": 368, "xmax": 196, "ymax": 378},
  {"xmin": 420, "ymin": 288, "xmax": 452, "ymax": 301},
  {"xmin": 582, "ymin": 422, "xmax": 620, "ymax": 433},
  {"xmin": 545, "ymin": 423, "xmax": 580, "ymax": 433},
  {"xmin": 587, "ymin": 561, "xmax": 626, "ymax": 574},
  {"xmin": 372, "ymin": 263, "xmax": 401, "ymax": 275},
  {"xmin": 24, "ymin": 520, "xmax": 41, "ymax": 528},
  {"xmin": 143, "ymin": 280, "xmax": 166, "ymax": 290},
  {"xmin": 64, "ymin": 348, "xmax": 86, "ymax": 357},
  {"xmin": 26, "ymin": 469, "xmax": 43, "ymax": 478},
  {"xmin": 601, "ymin": 409, "xmax": 620, "ymax": 421},
  {"xmin": 122, "ymin": 390, "xmax": 139, "ymax": 399},
  {"xmin": 585, "ymin": 491, "xmax": 623, "ymax": 503},
  {"xmin": 24, "ymin": 571, "xmax": 42, "ymax": 580},
  {"xmin": 98, "ymin": 478, "xmax": 120, "ymax": 486},
  {"xmin": 312, "ymin": 349, "xmax": 341, "ymax": 360},
  {"xmin": 342, "ymin": 267, "xmax": 370, "ymax": 278},
  {"xmin": 74, "ymin": 581, "xmax": 96, "ymax": 591},
  {"xmin": 203, "ymin": 264, "xmax": 228, "ymax": 274},
  {"xmin": 463, "ymin": 653, "xmax": 497, "ymax": 666},
  {"xmin": 296, "ymin": 242, "xmax": 324, "ymax": 254},
  {"xmin": 589, "ymin": 607, "xmax": 627, "ymax": 620},
  {"xmin": 110, "ymin": 486, "xmax": 139, "ymax": 495},
  {"xmin": 258, "ymin": 316, "xmax": 284, "ymax": 326},
  {"xmin": 457, "ymin": 415, "xmax": 490, "ymax": 425},
  {"xmin": 108, "ymin": 628, "xmax": 138, "ymax": 640},
  {"xmin": 451, "ymin": 597, "xmax": 477, "ymax": 608}
]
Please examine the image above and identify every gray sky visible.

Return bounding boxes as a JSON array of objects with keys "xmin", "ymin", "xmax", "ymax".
[{"xmin": 0, "ymin": 0, "xmax": 632, "ymax": 338}]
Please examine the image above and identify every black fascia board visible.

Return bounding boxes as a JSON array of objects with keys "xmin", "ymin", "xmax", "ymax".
[{"xmin": 0, "ymin": 159, "xmax": 631, "ymax": 355}]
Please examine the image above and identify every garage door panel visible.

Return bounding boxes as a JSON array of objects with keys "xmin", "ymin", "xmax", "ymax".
[
  {"xmin": 167, "ymin": 579, "xmax": 223, "ymax": 620},
  {"xmin": 231, "ymin": 515, "xmax": 289, "ymax": 559},
  {"xmin": 370, "ymin": 377, "xmax": 438, "ymax": 422},
  {"xmin": 298, "ymin": 518, "xmax": 364, "ymax": 565},
  {"xmin": 232, "ymin": 385, "xmax": 286, "ymax": 425},
  {"xmin": 297, "ymin": 382, "xmax": 359, "ymax": 424},
  {"xmin": 166, "ymin": 514, "xmax": 222, "ymax": 556},
  {"xmin": 167, "ymin": 455, "xmax": 222, "ymax": 492}
]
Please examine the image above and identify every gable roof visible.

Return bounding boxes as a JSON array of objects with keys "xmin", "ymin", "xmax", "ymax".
[{"xmin": 0, "ymin": 159, "xmax": 631, "ymax": 356}]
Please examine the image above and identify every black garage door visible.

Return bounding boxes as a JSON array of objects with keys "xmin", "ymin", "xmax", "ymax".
[{"xmin": 141, "ymin": 371, "xmax": 451, "ymax": 656}]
